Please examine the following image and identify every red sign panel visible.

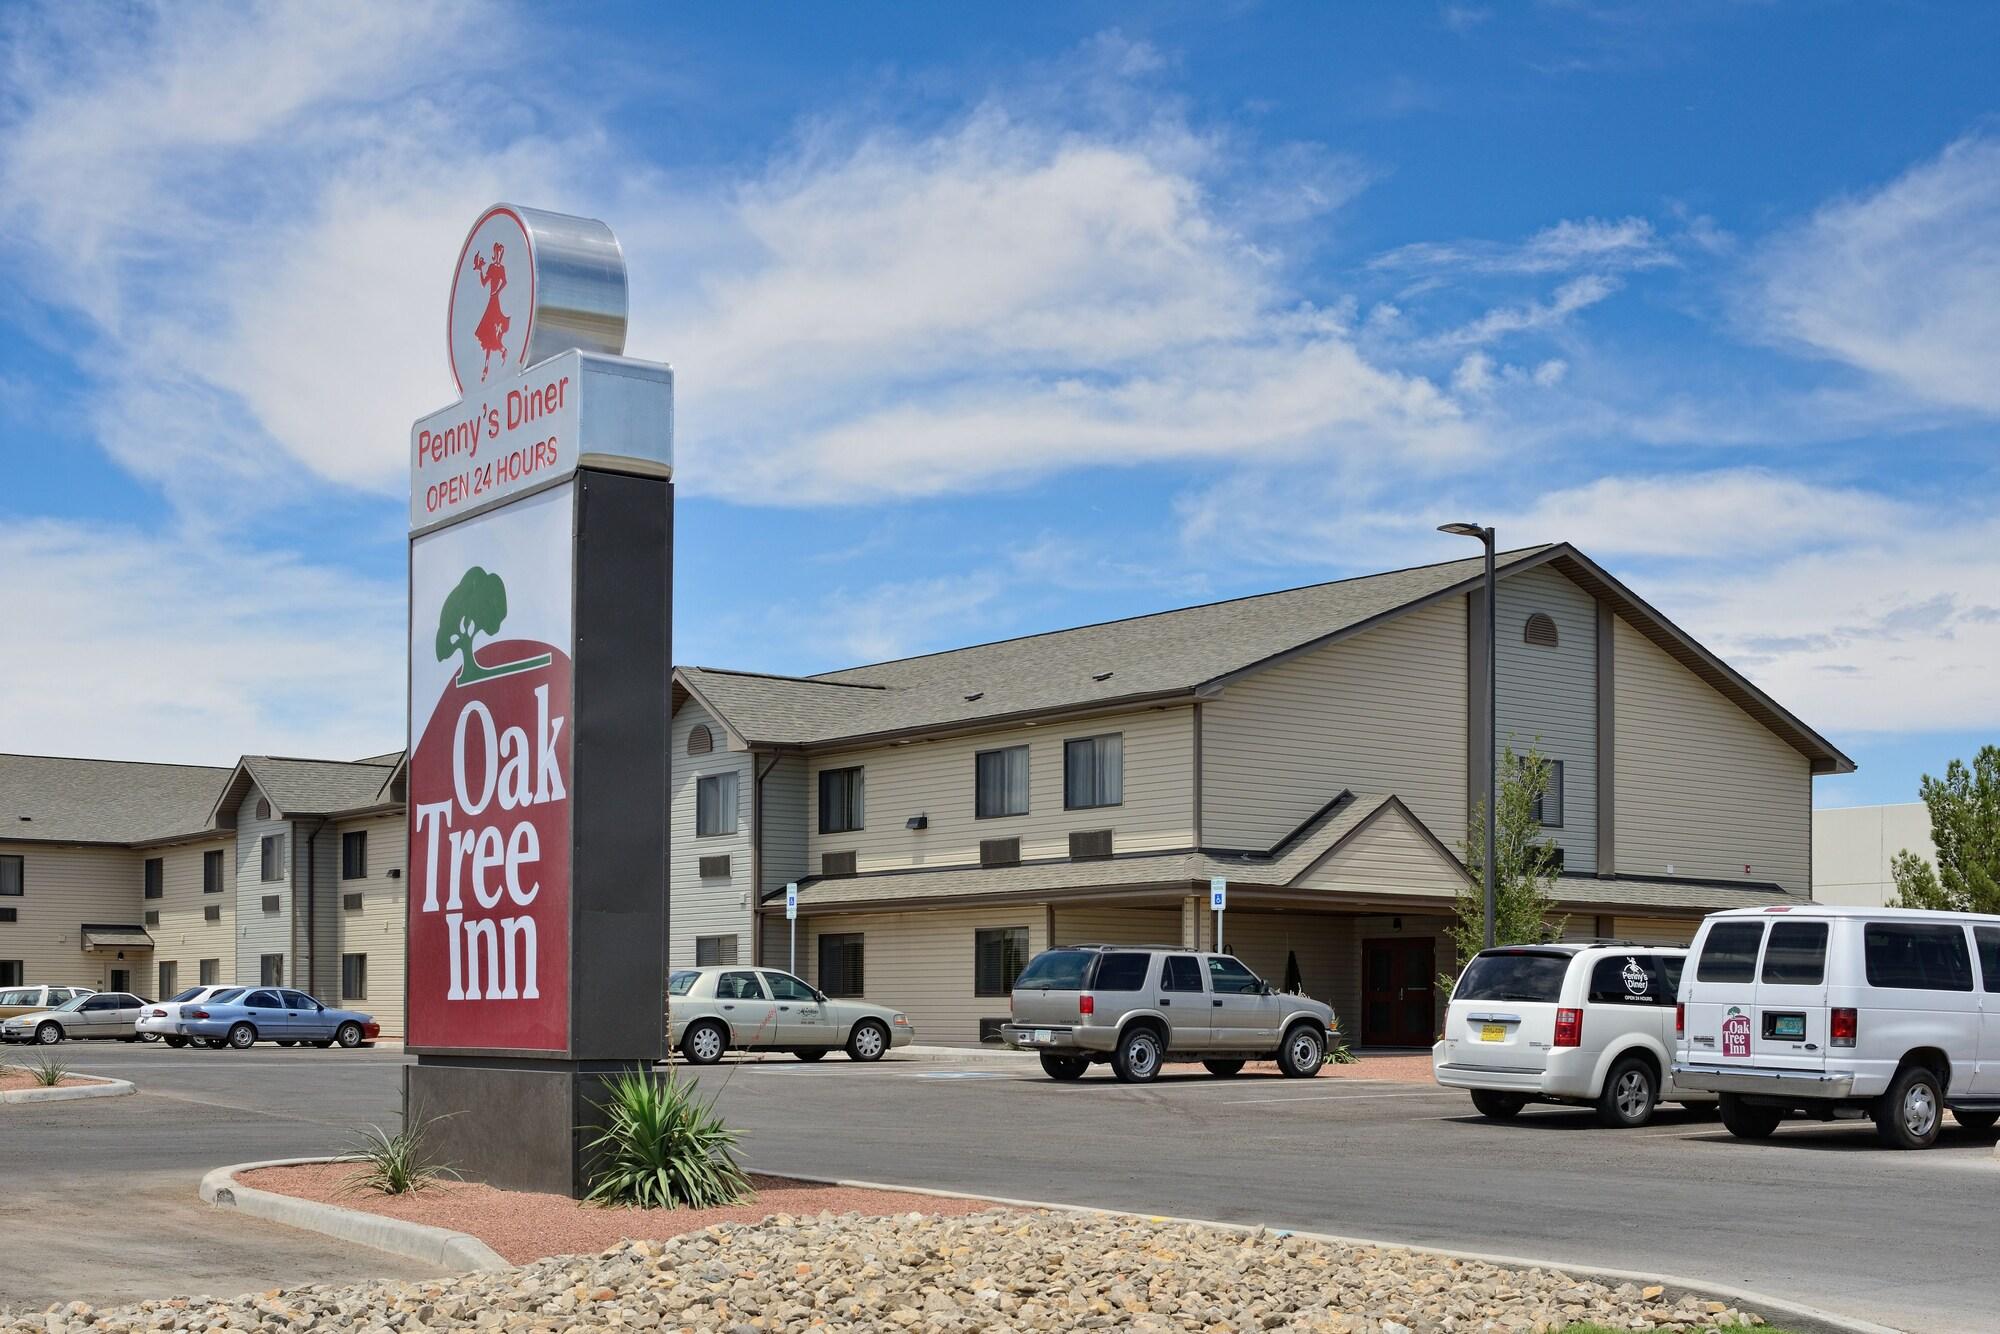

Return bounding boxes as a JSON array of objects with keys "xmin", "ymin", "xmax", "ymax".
[
  {"xmin": 407, "ymin": 636, "xmax": 572, "ymax": 1052},
  {"xmin": 1722, "ymin": 1011, "xmax": 1751, "ymax": 1058}
]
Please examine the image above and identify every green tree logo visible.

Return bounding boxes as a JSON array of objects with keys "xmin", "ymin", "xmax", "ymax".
[{"xmin": 435, "ymin": 566, "xmax": 552, "ymax": 685}]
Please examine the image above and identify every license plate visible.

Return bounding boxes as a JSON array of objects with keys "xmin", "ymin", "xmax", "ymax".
[
  {"xmin": 1771, "ymin": 1014, "xmax": 1805, "ymax": 1039},
  {"xmin": 1480, "ymin": 1023, "xmax": 1507, "ymax": 1042},
  {"xmin": 1032, "ymin": 1029, "xmax": 1052, "ymax": 1044}
]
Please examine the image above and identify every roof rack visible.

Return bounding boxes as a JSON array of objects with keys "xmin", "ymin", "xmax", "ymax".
[{"xmin": 1053, "ymin": 943, "xmax": 1200, "ymax": 953}]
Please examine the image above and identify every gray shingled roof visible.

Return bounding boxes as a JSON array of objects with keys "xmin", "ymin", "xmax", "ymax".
[
  {"xmin": 1553, "ymin": 876, "xmax": 1805, "ymax": 913},
  {"xmin": 683, "ymin": 547, "xmax": 1553, "ymax": 747},
  {"xmin": 0, "ymin": 754, "xmax": 231, "ymax": 844},
  {"xmin": 240, "ymin": 755, "xmax": 402, "ymax": 818}
]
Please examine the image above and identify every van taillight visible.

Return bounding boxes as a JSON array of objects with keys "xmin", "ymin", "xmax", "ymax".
[
  {"xmin": 1079, "ymin": 994, "xmax": 1094, "ymax": 1018},
  {"xmin": 1675, "ymin": 1003, "xmax": 1684, "ymax": 1038},
  {"xmin": 1554, "ymin": 1007, "xmax": 1583, "ymax": 1048},
  {"xmin": 1831, "ymin": 1007, "xmax": 1857, "ymax": 1047}
]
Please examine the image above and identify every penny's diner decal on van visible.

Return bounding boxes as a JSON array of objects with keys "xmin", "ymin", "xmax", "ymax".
[{"xmin": 407, "ymin": 564, "xmax": 572, "ymax": 1052}]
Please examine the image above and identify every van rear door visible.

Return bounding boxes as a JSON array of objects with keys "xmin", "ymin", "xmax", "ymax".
[
  {"xmin": 1682, "ymin": 918, "xmax": 1764, "ymax": 1065},
  {"xmin": 1749, "ymin": 915, "xmax": 1831, "ymax": 1074},
  {"xmin": 1444, "ymin": 948, "xmax": 1573, "ymax": 1075}
]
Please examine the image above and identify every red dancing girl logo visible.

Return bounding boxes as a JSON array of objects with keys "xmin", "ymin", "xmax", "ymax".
[{"xmin": 470, "ymin": 242, "xmax": 513, "ymax": 382}]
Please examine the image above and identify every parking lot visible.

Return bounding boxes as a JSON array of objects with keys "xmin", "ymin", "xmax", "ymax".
[{"xmin": 11, "ymin": 1042, "xmax": 1999, "ymax": 1331}]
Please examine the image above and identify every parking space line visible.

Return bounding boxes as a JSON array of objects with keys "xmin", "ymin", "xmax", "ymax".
[{"xmin": 1215, "ymin": 1090, "xmax": 1463, "ymax": 1107}]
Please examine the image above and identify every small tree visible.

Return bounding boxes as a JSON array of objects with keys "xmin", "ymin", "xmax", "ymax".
[
  {"xmin": 1890, "ymin": 746, "xmax": 2000, "ymax": 914},
  {"xmin": 1443, "ymin": 743, "xmax": 1567, "ymax": 991},
  {"xmin": 435, "ymin": 566, "xmax": 509, "ymax": 684}
]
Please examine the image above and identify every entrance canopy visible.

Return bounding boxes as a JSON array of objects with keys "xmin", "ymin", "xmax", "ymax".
[{"xmin": 81, "ymin": 924, "xmax": 154, "ymax": 952}]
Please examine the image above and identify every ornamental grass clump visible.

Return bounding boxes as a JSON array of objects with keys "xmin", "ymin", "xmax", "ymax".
[
  {"xmin": 24, "ymin": 1053, "xmax": 71, "ymax": 1086},
  {"xmin": 585, "ymin": 1066, "xmax": 750, "ymax": 1209},
  {"xmin": 343, "ymin": 1113, "xmax": 461, "ymax": 1196}
]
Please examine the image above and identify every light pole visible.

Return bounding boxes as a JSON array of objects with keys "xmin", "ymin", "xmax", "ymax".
[{"xmin": 1439, "ymin": 521, "xmax": 1497, "ymax": 951}]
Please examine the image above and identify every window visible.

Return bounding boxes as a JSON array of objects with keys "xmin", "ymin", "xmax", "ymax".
[
  {"xmin": 1696, "ymin": 922, "xmax": 1765, "ymax": 983},
  {"xmin": 694, "ymin": 934, "xmax": 739, "ymax": 966},
  {"xmin": 1864, "ymin": 923, "xmax": 1973, "ymax": 992},
  {"xmin": 818, "ymin": 767, "xmax": 865, "ymax": 833},
  {"xmin": 763, "ymin": 971, "xmax": 817, "ymax": 1001},
  {"xmin": 245, "ymin": 989, "xmax": 282, "ymax": 1008},
  {"xmin": 1, "ymin": 854, "xmax": 23, "ymax": 896},
  {"xmin": 1588, "ymin": 955, "xmax": 1667, "ymax": 1005},
  {"xmin": 1094, "ymin": 952, "xmax": 1150, "ymax": 991},
  {"xmin": 1063, "ymin": 734, "xmax": 1123, "ymax": 810},
  {"xmin": 975, "ymin": 746, "xmax": 1030, "ymax": 819},
  {"xmin": 1762, "ymin": 921, "xmax": 1830, "ymax": 985},
  {"xmin": 667, "ymin": 970, "xmax": 699, "ymax": 996},
  {"xmin": 1523, "ymin": 612, "xmax": 1559, "ymax": 647},
  {"xmin": 260, "ymin": 834, "xmax": 285, "ymax": 882},
  {"xmin": 1976, "ymin": 927, "xmax": 2000, "ymax": 994},
  {"xmin": 0, "ymin": 962, "xmax": 21, "ymax": 987},
  {"xmin": 1161, "ymin": 955, "xmax": 1204, "ymax": 993},
  {"xmin": 716, "ymin": 970, "xmax": 766, "ymax": 1000},
  {"xmin": 687, "ymin": 723, "xmax": 714, "ymax": 756},
  {"xmin": 974, "ymin": 927, "xmax": 1031, "ymax": 997},
  {"xmin": 203, "ymin": 849, "xmax": 224, "ymax": 894},
  {"xmin": 259, "ymin": 954, "xmax": 284, "ymax": 986},
  {"xmin": 1529, "ymin": 760, "xmax": 1564, "ymax": 827},
  {"xmin": 342, "ymin": 953, "xmax": 367, "ymax": 1001},
  {"xmin": 697, "ymin": 772, "xmax": 739, "ymax": 837},
  {"xmin": 144, "ymin": 857, "xmax": 163, "ymax": 899},
  {"xmin": 1013, "ymin": 949, "xmax": 1091, "ymax": 990},
  {"xmin": 199, "ymin": 959, "xmax": 220, "ymax": 986},
  {"xmin": 818, "ymin": 933, "xmax": 865, "ymax": 996},
  {"xmin": 158, "ymin": 962, "xmax": 178, "ymax": 998},
  {"xmin": 342, "ymin": 830, "xmax": 367, "ymax": 880},
  {"xmin": 1453, "ymin": 950, "xmax": 1570, "ymax": 1002},
  {"xmin": 1206, "ymin": 955, "xmax": 1262, "ymax": 995}
]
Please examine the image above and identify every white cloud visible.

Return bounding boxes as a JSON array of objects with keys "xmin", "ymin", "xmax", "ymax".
[
  {"xmin": 1756, "ymin": 133, "xmax": 2000, "ymax": 415},
  {"xmin": 0, "ymin": 519, "xmax": 403, "ymax": 764},
  {"xmin": 1372, "ymin": 216, "xmax": 1671, "ymax": 276},
  {"xmin": 1497, "ymin": 469, "xmax": 1906, "ymax": 559},
  {"xmin": 1422, "ymin": 274, "xmax": 1619, "ymax": 350}
]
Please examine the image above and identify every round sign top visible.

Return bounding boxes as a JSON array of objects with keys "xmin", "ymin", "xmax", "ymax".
[
  {"xmin": 446, "ymin": 204, "xmax": 629, "ymax": 396},
  {"xmin": 449, "ymin": 206, "xmax": 537, "ymax": 394}
]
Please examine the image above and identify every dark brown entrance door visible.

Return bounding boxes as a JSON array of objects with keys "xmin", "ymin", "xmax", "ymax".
[{"xmin": 1361, "ymin": 938, "xmax": 1436, "ymax": 1047}]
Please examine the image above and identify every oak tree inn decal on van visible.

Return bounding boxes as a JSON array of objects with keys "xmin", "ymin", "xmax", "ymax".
[
  {"xmin": 407, "ymin": 485, "xmax": 574, "ymax": 1053},
  {"xmin": 1722, "ymin": 1006, "xmax": 1752, "ymax": 1058}
]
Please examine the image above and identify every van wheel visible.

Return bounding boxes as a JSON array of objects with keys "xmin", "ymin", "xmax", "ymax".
[
  {"xmin": 1875, "ymin": 1065, "xmax": 1943, "ymax": 1149},
  {"xmin": 1470, "ymin": 1090, "xmax": 1526, "ymax": 1120},
  {"xmin": 1953, "ymin": 1109, "xmax": 1999, "ymax": 1132},
  {"xmin": 1718, "ymin": 1093, "xmax": 1783, "ymax": 1140},
  {"xmin": 1111, "ymin": 1027, "xmax": 1163, "ymax": 1083},
  {"xmin": 1202, "ymin": 1059, "xmax": 1246, "ymax": 1078},
  {"xmin": 1278, "ymin": 1023, "xmax": 1325, "ymax": 1078},
  {"xmin": 1040, "ymin": 1053, "xmax": 1090, "ymax": 1081},
  {"xmin": 1596, "ymin": 1057, "xmax": 1659, "ymax": 1128}
]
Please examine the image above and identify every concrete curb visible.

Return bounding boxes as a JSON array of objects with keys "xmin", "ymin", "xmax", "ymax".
[
  {"xmin": 0, "ymin": 1075, "xmax": 135, "ymax": 1104},
  {"xmin": 200, "ymin": 1157, "xmax": 510, "ymax": 1273},
  {"xmin": 777, "ymin": 1171, "xmax": 1902, "ymax": 1334}
]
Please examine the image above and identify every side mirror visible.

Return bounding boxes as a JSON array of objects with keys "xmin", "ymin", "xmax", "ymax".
[{"xmin": 1259, "ymin": 982, "xmax": 1276, "ymax": 996}]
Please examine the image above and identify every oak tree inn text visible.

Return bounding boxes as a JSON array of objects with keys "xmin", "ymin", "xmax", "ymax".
[{"xmin": 0, "ymin": 544, "xmax": 1853, "ymax": 1044}]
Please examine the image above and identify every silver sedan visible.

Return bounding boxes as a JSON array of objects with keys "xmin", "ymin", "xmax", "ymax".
[{"xmin": 668, "ymin": 966, "xmax": 913, "ymax": 1064}]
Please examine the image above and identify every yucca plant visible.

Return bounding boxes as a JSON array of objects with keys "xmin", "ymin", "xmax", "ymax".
[
  {"xmin": 585, "ymin": 1066, "xmax": 750, "ymax": 1209},
  {"xmin": 343, "ymin": 1112, "xmax": 460, "ymax": 1195},
  {"xmin": 25, "ymin": 1053, "xmax": 71, "ymax": 1086},
  {"xmin": 1330, "ymin": 1031, "xmax": 1359, "ymax": 1065}
]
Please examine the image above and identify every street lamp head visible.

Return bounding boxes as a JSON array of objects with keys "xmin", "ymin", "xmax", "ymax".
[{"xmin": 1437, "ymin": 521, "xmax": 1490, "ymax": 540}]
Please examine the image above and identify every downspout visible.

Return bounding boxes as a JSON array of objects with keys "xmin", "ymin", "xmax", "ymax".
[
  {"xmin": 751, "ymin": 752, "xmax": 781, "ymax": 965},
  {"xmin": 304, "ymin": 817, "xmax": 328, "ymax": 995}
]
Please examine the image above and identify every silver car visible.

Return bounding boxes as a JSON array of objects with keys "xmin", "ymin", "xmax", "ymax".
[
  {"xmin": 1000, "ymin": 945, "xmax": 1339, "ymax": 1083},
  {"xmin": 0, "ymin": 991, "xmax": 150, "ymax": 1045},
  {"xmin": 668, "ymin": 966, "xmax": 914, "ymax": 1064}
]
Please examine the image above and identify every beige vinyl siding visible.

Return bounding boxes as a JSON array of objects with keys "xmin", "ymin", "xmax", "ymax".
[
  {"xmin": 797, "ymin": 906, "xmax": 1050, "ymax": 1045},
  {"xmin": 1494, "ymin": 565, "xmax": 1597, "ymax": 872},
  {"xmin": 1218, "ymin": 910, "xmax": 1342, "ymax": 1013},
  {"xmin": 0, "ymin": 842, "xmax": 146, "ymax": 990},
  {"xmin": 670, "ymin": 699, "xmax": 754, "ymax": 969},
  {"xmin": 333, "ymin": 814, "xmax": 407, "ymax": 1036},
  {"xmin": 808, "ymin": 706, "xmax": 1195, "ymax": 874},
  {"xmin": 1612, "ymin": 616, "xmax": 1811, "ymax": 893},
  {"xmin": 234, "ymin": 786, "xmax": 293, "ymax": 984},
  {"xmin": 1609, "ymin": 917, "xmax": 1699, "ymax": 946},
  {"xmin": 145, "ymin": 838, "xmax": 234, "ymax": 996},
  {"xmin": 1293, "ymin": 806, "xmax": 1467, "ymax": 898},
  {"xmin": 759, "ymin": 752, "xmax": 810, "ymax": 904},
  {"xmin": 1201, "ymin": 598, "xmax": 1467, "ymax": 851},
  {"xmin": 299, "ymin": 821, "xmax": 341, "ymax": 1000},
  {"xmin": 1049, "ymin": 906, "xmax": 1182, "ymax": 948}
]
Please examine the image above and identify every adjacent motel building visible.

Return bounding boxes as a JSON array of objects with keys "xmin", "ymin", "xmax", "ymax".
[{"xmin": 3, "ymin": 543, "xmax": 1856, "ymax": 1045}]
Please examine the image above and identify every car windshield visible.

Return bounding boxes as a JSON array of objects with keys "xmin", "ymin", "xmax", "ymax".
[
  {"xmin": 667, "ymin": 971, "xmax": 699, "ymax": 996},
  {"xmin": 1454, "ymin": 951, "xmax": 1572, "ymax": 1003},
  {"xmin": 1013, "ymin": 949, "xmax": 1094, "ymax": 990}
]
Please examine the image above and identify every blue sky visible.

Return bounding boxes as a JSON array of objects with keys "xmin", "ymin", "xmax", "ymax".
[{"xmin": 2, "ymin": 2, "xmax": 1997, "ymax": 808}]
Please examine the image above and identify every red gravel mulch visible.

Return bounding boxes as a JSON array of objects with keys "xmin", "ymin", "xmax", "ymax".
[
  {"xmin": 240, "ymin": 1164, "xmax": 1018, "ymax": 1265},
  {"xmin": 1319, "ymin": 1051, "xmax": 1437, "ymax": 1083},
  {"xmin": 0, "ymin": 1065, "xmax": 109, "ymax": 1093}
]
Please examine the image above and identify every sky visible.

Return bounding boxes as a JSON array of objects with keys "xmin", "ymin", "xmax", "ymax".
[{"xmin": 1, "ymin": 1, "xmax": 1997, "ymax": 808}]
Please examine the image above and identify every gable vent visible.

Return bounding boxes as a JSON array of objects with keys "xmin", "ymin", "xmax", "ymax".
[
  {"xmin": 698, "ymin": 854, "xmax": 732, "ymax": 880},
  {"xmin": 821, "ymin": 850, "xmax": 857, "ymax": 878},
  {"xmin": 256, "ymin": 797, "xmax": 271, "ymax": 821},
  {"xmin": 1524, "ymin": 612, "xmax": 1559, "ymax": 647},
  {"xmin": 687, "ymin": 724, "xmax": 714, "ymax": 756},
  {"xmin": 1069, "ymin": 829, "xmax": 1114, "ymax": 862},
  {"xmin": 979, "ymin": 837, "xmax": 1021, "ymax": 868}
]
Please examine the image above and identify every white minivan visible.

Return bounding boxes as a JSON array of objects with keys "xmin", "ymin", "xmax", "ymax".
[
  {"xmin": 1434, "ymin": 943, "xmax": 1715, "ymax": 1126},
  {"xmin": 1674, "ymin": 905, "xmax": 2000, "ymax": 1149}
]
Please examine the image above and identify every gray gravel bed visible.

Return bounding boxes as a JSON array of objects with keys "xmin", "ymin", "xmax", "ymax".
[{"xmin": 4, "ymin": 1210, "xmax": 1768, "ymax": 1332}]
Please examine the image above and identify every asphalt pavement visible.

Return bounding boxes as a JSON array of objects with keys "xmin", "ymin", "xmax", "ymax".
[{"xmin": 10, "ymin": 1041, "xmax": 1998, "ymax": 1331}]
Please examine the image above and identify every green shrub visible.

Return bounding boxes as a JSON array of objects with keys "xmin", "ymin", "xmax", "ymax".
[
  {"xmin": 1330, "ymin": 1033, "xmax": 1359, "ymax": 1066},
  {"xmin": 585, "ymin": 1066, "xmax": 751, "ymax": 1209},
  {"xmin": 25, "ymin": 1053, "xmax": 71, "ymax": 1087},
  {"xmin": 343, "ymin": 1113, "xmax": 460, "ymax": 1196}
]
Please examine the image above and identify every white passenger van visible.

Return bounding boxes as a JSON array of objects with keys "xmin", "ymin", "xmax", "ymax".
[{"xmin": 1674, "ymin": 906, "xmax": 2000, "ymax": 1149}]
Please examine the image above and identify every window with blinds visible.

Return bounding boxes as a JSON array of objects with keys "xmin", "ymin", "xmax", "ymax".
[
  {"xmin": 974, "ymin": 746, "xmax": 1029, "ymax": 818},
  {"xmin": 974, "ymin": 927, "xmax": 1030, "ymax": 997},
  {"xmin": 695, "ymin": 934, "xmax": 739, "ymax": 966},
  {"xmin": 1063, "ymin": 733, "xmax": 1123, "ymax": 810},
  {"xmin": 818, "ymin": 767, "xmax": 865, "ymax": 833},
  {"xmin": 818, "ymin": 933, "xmax": 865, "ymax": 997},
  {"xmin": 696, "ymin": 772, "xmax": 739, "ymax": 837}
]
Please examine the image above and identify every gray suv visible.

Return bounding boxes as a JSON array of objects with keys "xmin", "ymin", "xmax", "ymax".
[{"xmin": 999, "ymin": 944, "xmax": 1338, "ymax": 1083}]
